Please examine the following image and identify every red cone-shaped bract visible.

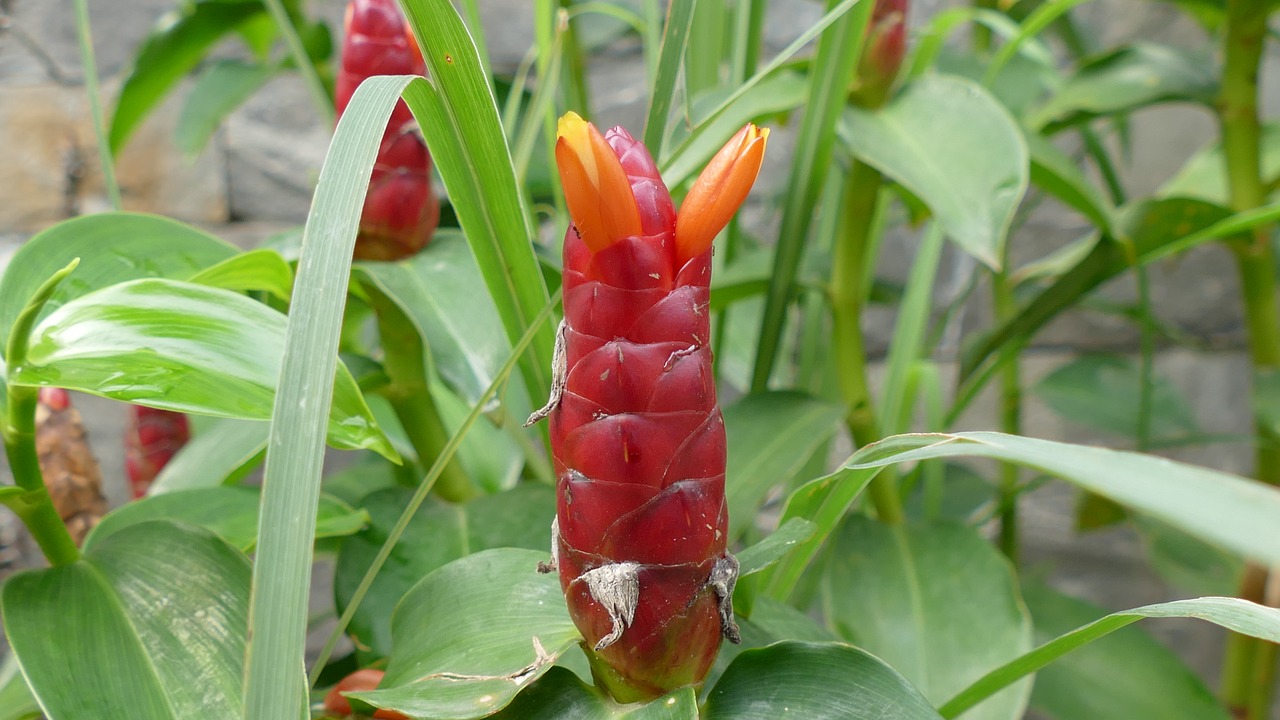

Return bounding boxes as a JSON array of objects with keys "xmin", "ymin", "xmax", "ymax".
[
  {"xmin": 850, "ymin": 0, "xmax": 907, "ymax": 108},
  {"xmin": 124, "ymin": 406, "xmax": 190, "ymax": 499},
  {"xmin": 337, "ymin": 0, "xmax": 439, "ymax": 261},
  {"xmin": 547, "ymin": 126, "xmax": 735, "ymax": 701}
]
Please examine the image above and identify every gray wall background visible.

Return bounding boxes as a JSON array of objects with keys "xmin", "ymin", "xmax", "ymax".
[{"xmin": 1, "ymin": 0, "xmax": 1277, "ymax": 713}]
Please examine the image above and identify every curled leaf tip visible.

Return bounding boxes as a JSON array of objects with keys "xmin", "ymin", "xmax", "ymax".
[
  {"xmin": 675, "ymin": 123, "xmax": 769, "ymax": 262},
  {"xmin": 555, "ymin": 112, "xmax": 643, "ymax": 253}
]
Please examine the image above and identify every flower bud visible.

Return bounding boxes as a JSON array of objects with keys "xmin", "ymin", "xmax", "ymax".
[
  {"xmin": 675, "ymin": 123, "xmax": 769, "ymax": 263},
  {"xmin": 850, "ymin": 0, "xmax": 907, "ymax": 109}
]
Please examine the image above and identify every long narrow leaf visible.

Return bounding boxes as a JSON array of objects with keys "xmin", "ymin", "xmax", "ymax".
[
  {"xmin": 750, "ymin": 0, "xmax": 873, "ymax": 391},
  {"xmin": 939, "ymin": 597, "xmax": 1280, "ymax": 717},
  {"xmin": 398, "ymin": 0, "xmax": 555, "ymax": 409},
  {"xmin": 642, "ymin": 0, "xmax": 697, "ymax": 153},
  {"xmin": 243, "ymin": 74, "xmax": 413, "ymax": 720}
]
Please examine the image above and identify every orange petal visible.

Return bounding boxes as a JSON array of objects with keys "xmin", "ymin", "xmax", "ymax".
[
  {"xmin": 675, "ymin": 124, "xmax": 769, "ymax": 263},
  {"xmin": 554, "ymin": 112, "xmax": 643, "ymax": 253}
]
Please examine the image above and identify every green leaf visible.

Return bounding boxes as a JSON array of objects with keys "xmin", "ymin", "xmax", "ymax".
[
  {"xmin": 110, "ymin": 0, "xmax": 266, "ymax": 154},
  {"xmin": 334, "ymin": 484, "xmax": 556, "ymax": 659},
  {"xmin": 0, "ymin": 212, "xmax": 238, "ymax": 353},
  {"xmin": 398, "ymin": 0, "xmax": 555, "ymax": 408},
  {"xmin": 705, "ymin": 597, "xmax": 838, "ymax": 698},
  {"xmin": 1021, "ymin": 582, "xmax": 1228, "ymax": 720},
  {"xmin": 940, "ymin": 596, "xmax": 1280, "ymax": 717},
  {"xmin": 242, "ymin": 74, "xmax": 407, "ymax": 720},
  {"xmin": 642, "ymin": 0, "xmax": 697, "ymax": 155},
  {"xmin": 751, "ymin": 0, "xmax": 872, "ymax": 391},
  {"xmin": 176, "ymin": 59, "xmax": 277, "ymax": 158},
  {"xmin": 349, "ymin": 548, "xmax": 580, "ymax": 719},
  {"xmin": 84, "ymin": 487, "xmax": 367, "ymax": 552},
  {"xmin": 1030, "ymin": 44, "xmax": 1218, "ymax": 131},
  {"xmin": 186, "ymin": 247, "xmax": 294, "ymax": 301},
  {"xmin": 823, "ymin": 518, "xmax": 1032, "ymax": 720},
  {"xmin": 354, "ymin": 231, "xmax": 528, "ymax": 411},
  {"xmin": 2, "ymin": 521, "xmax": 249, "ymax": 719},
  {"xmin": 850, "ymin": 433, "xmax": 1280, "ymax": 568},
  {"xmin": 736, "ymin": 518, "xmax": 817, "ymax": 577},
  {"xmin": 491, "ymin": 667, "xmax": 698, "ymax": 719},
  {"xmin": 149, "ymin": 418, "xmax": 267, "ymax": 494},
  {"xmin": 841, "ymin": 75, "xmax": 1028, "ymax": 268},
  {"xmin": 1032, "ymin": 354, "xmax": 1200, "ymax": 440},
  {"xmin": 724, "ymin": 392, "xmax": 845, "ymax": 540},
  {"xmin": 703, "ymin": 641, "xmax": 945, "ymax": 719},
  {"xmin": 0, "ymin": 653, "xmax": 39, "ymax": 720},
  {"xmin": 9, "ymin": 278, "xmax": 394, "ymax": 456}
]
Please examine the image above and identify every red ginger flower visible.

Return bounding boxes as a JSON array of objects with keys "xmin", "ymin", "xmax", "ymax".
[
  {"xmin": 124, "ymin": 405, "xmax": 190, "ymax": 499},
  {"xmin": 324, "ymin": 669, "xmax": 409, "ymax": 719},
  {"xmin": 528, "ymin": 113, "xmax": 768, "ymax": 701},
  {"xmin": 337, "ymin": 0, "xmax": 439, "ymax": 261}
]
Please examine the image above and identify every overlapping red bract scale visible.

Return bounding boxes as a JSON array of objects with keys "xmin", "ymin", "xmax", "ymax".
[
  {"xmin": 337, "ymin": 0, "xmax": 438, "ymax": 261},
  {"xmin": 550, "ymin": 126, "xmax": 728, "ymax": 697}
]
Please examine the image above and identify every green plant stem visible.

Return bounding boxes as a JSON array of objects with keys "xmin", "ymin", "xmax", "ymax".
[
  {"xmin": 1, "ymin": 386, "xmax": 80, "ymax": 566},
  {"xmin": 1218, "ymin": 1, "xmax": 1280, "ymax": 717},
  {"xmin": 72, "ymin": 0, "xmax": 121, "ymax": 210},
  {"xmin": 2, "ymin": 262, "xmax": 84, "ymax": 566},
  {"xmin": 831, "ymin": 159, "xmax": 903, "ymax": 524},
  {"xmin": 261, "ymin": 0, "xmax": 333, "ymax": 124},
  {"xmin": 992, "ymin": 271, "xmax": 1020, "ymax": 563},
  {"xmin": 972, "ymin": 0, "xmax": 997, "ymax": 52}
]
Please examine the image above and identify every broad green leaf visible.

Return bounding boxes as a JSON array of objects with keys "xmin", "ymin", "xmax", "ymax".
[
  {"xmin": 349, "ymin": 548, "xmax": 580, "ymax": 719},
  {"xmin": 398, "ymin": 0, "xmax": 555, "ymax": 408},
  {"xmin": 703, "ymin": 641, "xmax": 944, "ymax": 719},
  {"xmin": 1032, "ymin": 354, "xmax": 1200, "ymax": 440},
  {"xmin": 9, "ymin": 278, "xmax": 394, "ymax": 456},
  {"xmin": 186, "ymin": 248, "xmax": 293, "ymax": 300},
  {"xmin": 354, "ymin": 231, "xmax": 528, "ymax": 411},
  {"xmin": 83, "ymin": 487, "xmax": 367, "ymax": 552},
  {"xmin": 334, "ymin": 485, "xmax": 555, "ymax": 659},
  {"xmin": 149, "ymin": 418, "xmax": 267, "ymax": 494},
  {"xmin": 724, "ymin": 392, "xmax": 845, "ymax": 540},
  {"xmin": 841, "ymin": 75, "xmax": 1028, "ymax": 268},
  {"xmin": 1030, "ymin": 44, "xmax": 1218, "ymax": 131},
  {"xmin": 0, "ymin": 212, "xmax": 238, "ymax": 352},
  {"xmin": 0, "ymin": 653, "xmax": 38, "ymax": 720},
  {"xmin": 823, "ymin": 518, "xmax": 1032, "ymax": 720},
  {"xmin": 707, "ymin": 595, "xmax": 840, "ymax": 694},
  {"xmin": 2, "ymin": 521, "xmax": 249, "ymax": 719},
  {"xmin": 176, "ymin": 59, "xmax": 277, "ymax": 158},
  {"xmin": 490, "ymin": 667, "xmax": 698, "ymax": 719},
  {"xmin": 1021, "ymin": 582, "xmax": 1228, "ymax": 720},
  {"xmin": 110, "ymin": 0, "xmax": 266, "ymax": 154},
  {"xmin": 1160, "ymin": 122, "xmax": 1280, "ymax": 204},
  {"xmin": 940, "ymin": 596, "xmax": 1280, "ymax": 717}
]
